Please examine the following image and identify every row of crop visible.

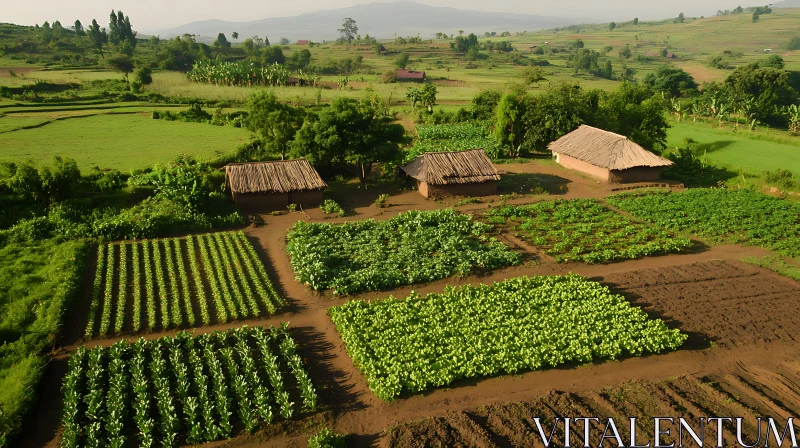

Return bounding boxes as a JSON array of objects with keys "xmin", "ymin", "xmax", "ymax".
[
  {"xmin": 329, "ymin": 275, "xmax": 688, "ymax": 401},
  {"xmin": 84, "ymin": 232, "xmax": 286, "ymax": 338},
  {"xmin": 61, "ymin": 325, "xmax": 317, "ymax": 447}
]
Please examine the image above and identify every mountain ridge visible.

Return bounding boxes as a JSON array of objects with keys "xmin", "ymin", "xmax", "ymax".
[{"xmin": 153, "ymin": 2, "xmax": 579, "ymax": 42}]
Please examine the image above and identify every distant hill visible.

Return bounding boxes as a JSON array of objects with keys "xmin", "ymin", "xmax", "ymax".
[
  {"xmin": 772, "ymin": 0, "xmax": 800, "ymax": 7},
  {"xmin": 154, "ymin": 2, "xmax": 578, "ymax": 43}
]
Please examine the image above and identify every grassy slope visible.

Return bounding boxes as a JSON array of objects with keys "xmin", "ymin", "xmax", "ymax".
[
  {"xmin": 0, "ymin": 113, "xmax": 252, "ymax": 171},
  {"xmin": 0, "ymin": 239, "xmax": 87, "ymax": 447},
  {"xmin": 667, "ymin": 120, "xmax": 800, "ymax": 174}
]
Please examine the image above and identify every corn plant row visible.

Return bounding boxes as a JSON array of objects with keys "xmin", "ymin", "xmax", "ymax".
[
  {"xmin": 131, "ymin": 242, "xmax": 142, "ymax": 332},
  {"xmin": 232, "ymin": 232, "xmax": 283, "ymax": 313},
  {"xmin": 277, "ymin": 325, "xmax": 318, "ymax": 410},
  {"xmin": 84, "ymin": 246, "xmax": 106, "ymax": 339},
  {"xmin": 214, "ymin": 233, "xmax": 256, "ymax": 317},
  {"xmin": 185, "ymin": 235, "xmax": 211, "ymax": 325},
  {"xmin": 152, "ymin": 238, "xmax": 172, "ymax": 329},
  {"xmin": 172, "ymin": 238, "xmax": 196, "ymax": 326},
  {"xmin": 114, "ymin": 243, "xmax": 127, "ymax": 335},
  {"xmin": 329, "ymin": 275, "xmax": 688, "ymax": 401},
  {"xmin": 204, "ymin": 234, "xmax": 242, "ymax": 319},
  {"xmin": 84, "ymin": 232, "xmax": 286, "ymax": 339},
  {"xmin": 162, "ymin": 240, "xmax": 185, "ymax": 328},
  {"xmin": 60, "ymin": 326, "xmax": 315, "ymax": 446},
  {"xmin": 143, "ymin": 240, "xmax": 157, "ymax": 331},
  {"xmin": 105, "ymin": 342, "xmax": 128, "ymax": 448},
  {"xmin": 60, "ymin": 347, "xmax": 86, "ymax": 448},
  {"xmin": 98, "ymin": 244, "xmax": 115, "ymax": 338}
]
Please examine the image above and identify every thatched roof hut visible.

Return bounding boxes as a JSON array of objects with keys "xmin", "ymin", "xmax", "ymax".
[
  {"xmin": 401, "ymin": 149, "xmax": 500, "ymax": 198},
  {"xmin": 549, "ymin": 125, "xmax": 673, "ymax": 183},
  {"xmin": 225, "ymin": 160, "xmax": 327, "ymax": 210}
]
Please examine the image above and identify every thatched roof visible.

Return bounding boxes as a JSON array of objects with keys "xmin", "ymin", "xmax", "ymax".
[
  {"xmin": 549, "ymin": 125, "xmax": 673, "ymax": 170},
  {"xmin": 402, "ymin": 149, "xmax": 500, "ymax": 185},
  {"xmin": 225, "ymin": 160, "xmax": 327, "ymax": 194}
]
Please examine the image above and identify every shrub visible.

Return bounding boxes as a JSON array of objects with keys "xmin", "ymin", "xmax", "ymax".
[
  {"xmin": 321, "ymin": 199, "xmax": 345, "ymax": 217},
  {"xmin": 373, "ymin": 194, "xmax": 390, "ymax": 208},
  {"xmin": 308, "ymin": 427, "xmax": 347, "ymax": 448}
]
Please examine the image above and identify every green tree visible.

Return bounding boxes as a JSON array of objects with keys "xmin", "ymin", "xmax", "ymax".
[
  {"xmin": 395, "ymin": 51, "xmax": 410, "ymax": 69},
  {"xmin": 73, "ymin": 20, "xmax": 85, "ymax": 36},
  {"xmin": 522, "ymin": 66, "xmax": 547, "ymax": 86},
  {"xmin": 676, "ymin": 12, "xmax": 685, "ymax": 23},
  {"xmin": 87, "ymin": 19, "xmax": 108, "ymax": 58},
  {"xmin": 521, "ymin": 83, "xmax": 599, "ymax": 152},
  {"xmin": 245, "ymin": 90, "xmax": 304, "ymax": 160},
  {"xmin": 232, "ymin": 31, "xmax": 239, "ymax": 41},
  {"xmin": 134, "ymin": 66, "xmax": 153, "ymax": 87},
  {"xmin": 109, "ymin": 10, "xmax": 120, "ymax": 45},
  {"xmin": 494, "ymin": 93, "xmax": 528, "ymax": 157},
  {"xmin": 291, "ymin": 98, "xmax": 406, "ymax": 184},
  {"xmin": 633, "ymin": 18, "xmax": 639, "ymax": 25},
  {"xmin": 451, "ymin": 33, "xmax": 479, "ymax": 53},
  {"xmin": 788, "ymin": 36, "xmax": 800, "ymax": 51},
  {"xmin": 262, "ymin": 46, "xmax": 285, "ymax": 65},
  {"xmin": 609, "ymin": 22, "xmax": 617, "ymax": 31},
  {"xmin": 599, "ymin": 82, "xmax": 670, "ymax": 150},
  {"xmin": 724, "ymin": 64, "xmax": 799, "ymax": 125},
  {"xmin": 471, "ymin": 89, "xmax": 502, "ymax": 121},
  {"xmin": 338, "ymin": 18, "xmax": 358, "ymax": 43},
  {"xmin": 642, "ymin": 65, "xmax": 698, "ymax": 97},
  {"xmin": 620, "ymin": 45, "xmax": 632, "ymax": 59},
  {"xmin": 108, "ymin": 54, "xmax": 134, "ymax": 84},
  {"xmin": 214, "ymin": 32, "xmax": 231, "ymax": 49}
]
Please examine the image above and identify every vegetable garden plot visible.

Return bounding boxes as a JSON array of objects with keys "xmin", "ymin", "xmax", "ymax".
[
  {"xmin": 329, "ymin": 275, "xmax": 687, "ymax": 401},
  {"xmin": 607, "ymin": 189, "xmax": 800, "ymax": 258},
  {"xmin": 85, "ymin": 231, "xmax": 284, "ymax": 338},
  {"xmin": 286, "ymin": 209, "xmax": 521, "ymax": 295},
  {"xmin": 61, "ymin": 325, "xmax": 317, "ymax": 448},
  {"xmin": 484, "ymin": 199, "xmax": 693, "ymax": 263}
]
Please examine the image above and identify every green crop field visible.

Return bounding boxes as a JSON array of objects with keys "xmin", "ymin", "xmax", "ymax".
[
  {"xmin": 286, "ymin": 209, "xmax": 521, "ymax": 294},
  {"xmin": 329, "ymin": 275, "xmax": 687, "ymax": 401},
  {"xmin": 666, "ymin": 121, "xmax": 800, "ymax": 175},
  {"xmin": 608, "ymin": 189, "xmax": 800, "ymax": 258},
  {"xmin": 485, "ymin": 199, "xmax": 693, "ymax": 263},
  {"xmin": 0, "ymin": 113, "xmax": 251, "ymax": 171},
  {"xmin": 85, "ymin": 232, "xmax": 285, "ymax": 339},
  {"xmin": 61, "ymin": 325, "xmax": 317, "ymax": 447}
]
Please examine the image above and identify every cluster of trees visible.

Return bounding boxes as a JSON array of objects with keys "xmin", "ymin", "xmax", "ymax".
[
  {"xmin": 245, "ymin": 90, "xmax": 406, "ymax": 183},
  {"xmin": 488, "ymin": 82, "xmax": 670, "ymax": 157},
  {"xmin": 643, "ymin": 56, "xmax": 799, "ymax": 130}
]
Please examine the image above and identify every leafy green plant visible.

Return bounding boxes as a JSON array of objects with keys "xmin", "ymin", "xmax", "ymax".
[
  {"xmin": 607, "ymin": 189, "xmax": 800, "ymax": 258},
  {"xmin": 286, "ymin": 209, "xmax": 521, "ymax": 294},
  {"xmin": 83, "ymin": 232, "xmax": 285, "ymax": 338},
  {"xmin": 61, "ymin": 326, "xmax": 316, "ymax": 446},
  {"xmin": 329, "ymin": 275, "xmax": 687, "ymax": 401},
  {"xmin": 321, "ymin": 199, "xmax": 345, "ymax": 217},
  {"xmin": 373, "ymin": 194, "xmax": 390, "ymax": 208},
  {"xmin": 308, "ymin": 427, "xmax": 347, "ymax": 448},
  {"xmin": 485, "ymin": 199, "xmax": 693, "ymax": 263}
]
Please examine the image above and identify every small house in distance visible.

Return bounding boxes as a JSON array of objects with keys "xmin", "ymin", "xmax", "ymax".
[
  {"xmin": 549, "ymin": 125, "xmax": 673, "ymax": 183},
  {"xmin": 296, "ymin": 40, "xmax": 310, "ymax": 45},
  {"xmin": 225, "ymin": 160, "xmax": 327, "ymax": 210},
  {"xmin": 401, "ymin": 149, "xmax": 500, "ymax": 198},
  {"xmin": 396, "ymin": 69, "xmax": 426, "ymax": 82}
]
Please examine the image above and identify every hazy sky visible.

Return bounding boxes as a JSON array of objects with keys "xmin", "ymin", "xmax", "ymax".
[{"xmin": 3, "ymin": 0, "xmax": 746, "ymax": 31}]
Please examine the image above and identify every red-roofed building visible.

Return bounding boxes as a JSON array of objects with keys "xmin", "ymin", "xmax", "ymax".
[
  {"xmin": 396, "ymin": 69, "xmax": 426, "ymax": 83},
  {"xmin": 296, "ymin": 40, "xmax": 309, "ymax": 45}
]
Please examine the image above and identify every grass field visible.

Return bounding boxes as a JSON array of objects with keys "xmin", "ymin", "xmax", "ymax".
[
  {"xmin": 0, "ymin": 113, "xmax": 251, "ymax": 171},
  {"xmin": 666, "ymin": 120, "xmax": 800, "ymax": 175}
]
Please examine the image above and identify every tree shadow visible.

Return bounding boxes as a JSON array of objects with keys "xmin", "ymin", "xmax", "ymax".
[
  {"xmin": 324, "ymin": 179, "xmax": 407, "ymax": 213},
  {"xmin": 291, "ymin": 326, "xmax": 367, "ymax": 414},
  {"xmin": 692, "ymin": 140, "xmax": 735, "ymax": 154},
  {"xmin": 597, "ymin": 282, "xmax": 713, "ymax": 350}
]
